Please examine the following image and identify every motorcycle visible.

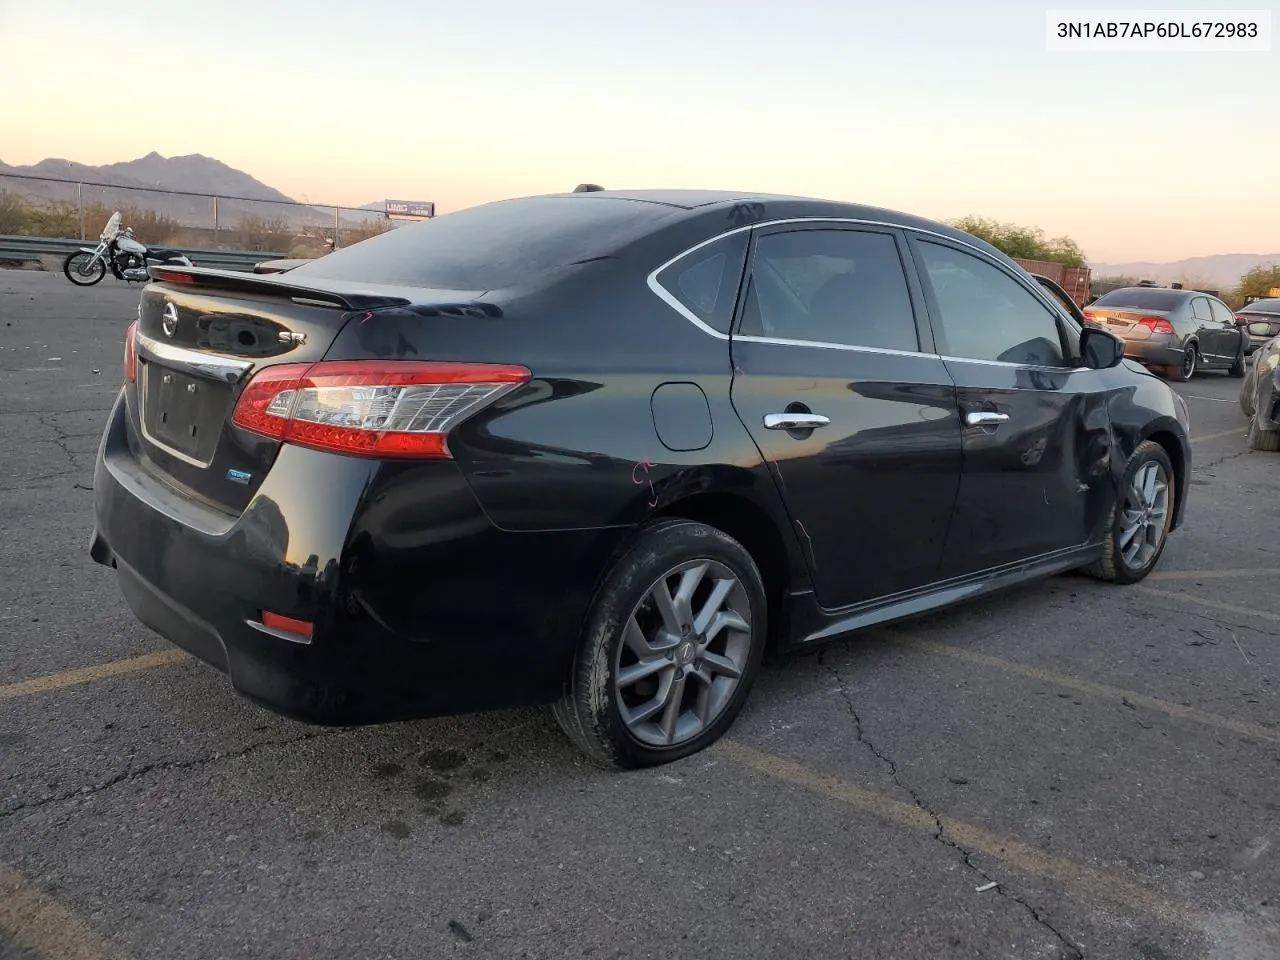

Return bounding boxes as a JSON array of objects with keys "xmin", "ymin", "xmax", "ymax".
[{"xmin": 62, "ymin": 211, "xmax": 195, "ymax": 286}]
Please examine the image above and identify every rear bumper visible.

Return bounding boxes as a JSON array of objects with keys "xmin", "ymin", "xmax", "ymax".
[
  {"xmin": 1121, "ymin": 339, "xmax": 1183, "ymax": 369},
  {"xmin": 91, "ymin": 390, "xmax": 625, "ymax": 725}
]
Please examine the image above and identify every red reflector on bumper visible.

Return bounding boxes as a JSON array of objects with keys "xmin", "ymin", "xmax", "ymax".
[{"xmin": 260, "ymin": 611, "xmax": 314, "ymax": 640}]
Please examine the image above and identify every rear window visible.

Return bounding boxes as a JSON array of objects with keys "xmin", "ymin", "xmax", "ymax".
[
  {"xmin": 1243, "ymin": 298, "xmax": 1280, "ymax": 315},
  {"xmin": 1094, "ymin": 288, "xmax": 1186, "ymax": 311},
  {"xmin": 291, "ymin": 196, "xmax": 678, "ymax": 290}
]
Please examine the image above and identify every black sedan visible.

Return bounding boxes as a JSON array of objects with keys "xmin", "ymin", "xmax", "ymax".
[
  {"xmin": 91, "ymin": 190, "xmax": 1192, "ymax": 768},
  {"xmin": 1084, "ymin": 286, "xmax": 1246, "ymax": 381},
  {"xmin": 1235, "ymin": 297, "xmax": 1280, "ymax": 355}
]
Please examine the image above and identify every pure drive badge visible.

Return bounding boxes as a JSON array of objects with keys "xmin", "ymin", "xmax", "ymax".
[{"xmin": 225, "ymin": 468, "xmax": 252, "ymax": 484}]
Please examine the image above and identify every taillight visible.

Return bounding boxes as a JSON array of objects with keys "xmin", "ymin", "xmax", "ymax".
[
  {"xmin": 260, "ymin": 610, "xmax": 314, "ymax": 642},
  {"xmin": 150, "ymin": 267, "xmax": 195, "ymax": 285},
  {"xmin": 230, "ymin": 360, "xmax": 531, "ymax": 459},
  {"xmin": 1139, "ymin": 316, "xmax": 1175, "ymax": 335},
  {"xmin": 1082, "ymin": 310, "xmax": 1097, "ymax": 321},
  {"xmin": 1235, "ymin": 315, "xmax": 1249, "ymax": 326},
  {"xmin": 124, "ymin": 320, "xmax": 138, "ymax": 383}
]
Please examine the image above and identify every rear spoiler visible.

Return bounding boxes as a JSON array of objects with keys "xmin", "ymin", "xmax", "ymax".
[{"xmin": 147, "ymin": 265, "xmax": 412, "ymax": 311}]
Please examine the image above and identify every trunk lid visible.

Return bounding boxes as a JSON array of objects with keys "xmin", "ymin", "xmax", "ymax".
[
  {"xmin": 1238, "ymin": 311, "xmax": 1280, "ymax": 338},
  {"xmin": 1083, "ymin": 307, "xmax": 1172, "ymax": 339},
  {"xmin": 129, "ymin": 268, "xmax": 481, "ymax": 514}
]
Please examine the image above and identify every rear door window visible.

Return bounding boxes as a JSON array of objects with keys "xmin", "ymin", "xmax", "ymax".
[
  {"xmin": 1191, "ymin": 298, "xmax": 1212, "ymax": 322},
  {"xmin": 737, "ymin": 228, "xmax": 920, "ymax": 352}
]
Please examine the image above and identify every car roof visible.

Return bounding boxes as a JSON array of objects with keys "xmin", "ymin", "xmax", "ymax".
[
  {"xmin": 538, "ymin": 188, "xmax": 1007, "ymax": 258},
  {"xmin": 546, "ymin": 188, "xmax": 798, "ymax": 209}
]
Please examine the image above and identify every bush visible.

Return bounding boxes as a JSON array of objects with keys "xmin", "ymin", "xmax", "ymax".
[
  {"xmin": 117, "ymin": 206, "xmax": 180, "ymax": 245},
  {"xmin": 21, "ymin": 199, "xmax": 83, "ymax": 239},
  {"xmin": 341, "ymin": 218, "xmax": 393, "ymax": 246},
  {"xmin": 0, "ymin": 191, "xmax": 27, "ymax": 234},
  {"xmin": 1235, "ymin": 264, "xmax": 1280, "ymax": 308},
  {"xmin": 237, "ymin": 214, "xmax": 294, "ymax": 252}
]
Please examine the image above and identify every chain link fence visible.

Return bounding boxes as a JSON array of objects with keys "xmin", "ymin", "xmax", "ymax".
[{"xmin": 0, "ymin": 173, "xmax": 399, "ymax": 256}]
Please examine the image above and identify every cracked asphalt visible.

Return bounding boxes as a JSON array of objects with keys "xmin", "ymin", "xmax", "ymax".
[{"xmin": 2, "ymin": 269, "xmax": 1278, "ymax": 960}]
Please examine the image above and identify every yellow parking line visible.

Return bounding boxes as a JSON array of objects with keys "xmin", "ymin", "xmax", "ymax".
[
  {"xmin": 1136, "ymin": 585, "xmax": 1280, "ymax": 623},
  {"xmin": 1190, "ymin": 427, "xmax": 1244, "ymax": 444},
  {"xmin": 0, "ymin": 862, "xmax": 130, "ymax": 960},
  {"xmin": 0, "ymin": 650, "xmax": 187, "ymax": 700},
  {"xmin": 716, "ymin": 740, "xmax": 1190, "ymax": 925},
  {"xmin": 1148, "ymin": 568, "xmax": 1280, "ymax": 581},
  {"xmin": 896, "ymin": 637, "xmax": 1280, "ymax": 746}
]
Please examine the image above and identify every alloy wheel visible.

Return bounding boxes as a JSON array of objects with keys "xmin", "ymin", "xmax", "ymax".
[
  {"xmin": 1119, "ymin": 460, "xmax": 1170, "ymax": 570},
  {"xmin": 613, "ymin": 559, "xmax": 752, "ymax": 748},
  {"xmin": 1182, "ymin": 348, "xmax": 1196, "ymax": 379}
]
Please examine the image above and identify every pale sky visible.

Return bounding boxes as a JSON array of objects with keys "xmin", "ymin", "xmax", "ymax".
[{"xmin": 1, "ymin": 0, "xmax": 1276, "ymax": 262}]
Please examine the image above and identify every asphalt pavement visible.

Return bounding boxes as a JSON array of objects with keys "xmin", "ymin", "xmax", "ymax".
[{"xmin": 1, "ymin": 268, "xmax": 1278, "ymax": 960}]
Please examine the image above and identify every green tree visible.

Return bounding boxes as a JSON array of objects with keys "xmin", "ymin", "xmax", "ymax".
[
  {"xmin": 1235, "ymin": 264, "xmax": 1280, "ymax": 305},
  {"xmin": 949, "ymin": 216, "xmax": 1087, "ymax": 267}
]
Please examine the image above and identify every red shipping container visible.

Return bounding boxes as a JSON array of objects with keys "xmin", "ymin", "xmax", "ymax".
[{"xmin": 1011, "ymin": 258, "xmax": 1092, "ymax": 307}]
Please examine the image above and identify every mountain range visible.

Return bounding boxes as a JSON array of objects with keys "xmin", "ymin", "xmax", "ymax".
[
  {"xmin": 1088, "ymin": 253, "xmax": 1280, "ymax": 288},
  {"xmin": 0, "ymin": 152, "xmax": 379, "ymax": 230}
]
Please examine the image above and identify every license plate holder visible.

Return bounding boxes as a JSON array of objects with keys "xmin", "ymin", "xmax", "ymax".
[{"xmin": 142, "ymin": 364, "xmax": 229, "ymax": 464}]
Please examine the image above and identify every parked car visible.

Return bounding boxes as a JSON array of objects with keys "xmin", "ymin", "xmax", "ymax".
[
  {"xmin": 1083, "ymin": 286, "xmax": 1246, "ymax": 381},
  {"xmin": 253, "ymin": 257, "xmax": 311, "ymax": 274},
  {"xmin": 1239, "ymin": 333, "xmax": 1280, "ymax": 451},
  {"xmin": 90, "ymin": 190, "xmax": 1192, "ymax": 769},
  {"xmin": 1234, "ymin": 297, "xmax": 1280, "ymax": 355},
  {"xmin": 254, "ymin": 237, "xmax": 336, "ymax": 274}
]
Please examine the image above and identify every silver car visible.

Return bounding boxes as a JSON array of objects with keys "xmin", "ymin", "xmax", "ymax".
[
  {"xmin": 1084, "ymin": 286, "xmax": 1246, "ymax": 382},
  {"xmin": 1234, "ymin": 297, "xmax": 1280, "ymax": 356},
  {"xmin": 1240, "ymin": 333, "xmax": 1280, "ymax": 451}
]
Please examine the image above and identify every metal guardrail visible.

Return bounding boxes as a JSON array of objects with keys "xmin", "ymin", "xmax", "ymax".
[{"xmin": 0, "ymin": 235, "xmax": 284, "ymax": 272}]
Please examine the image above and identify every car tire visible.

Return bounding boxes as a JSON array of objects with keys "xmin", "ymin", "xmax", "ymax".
[
  {"xmin": 552, "ymin": 518, "xmax": 768, "ymax": 769},
  {"xmin": 1229, "ymin": 349, "xmax": 1246, "ymax": 378},
  {"xmin": 1240, "ymin": 379, "xmax": 1257, "ymax": 418},
  {"xmin": 1167, "ymin": 345, "xmax": 1197, "ymax": 382},
  {"xmin": 1246, "ymin": 414, "xmax": 1280, "ymax": 452},
  {"xmin": 1087, "ymin": 440, "xmax": 1175, "ymax": 585}
]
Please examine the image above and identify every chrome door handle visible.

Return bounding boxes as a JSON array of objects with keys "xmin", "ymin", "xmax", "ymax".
[
  {"xmin": 764, "ymin": 412, "xmax": 831, "ymax": 430},
  {"xmin": 965, "ymin": 411, "xmax": 1010, "ymax": 427}
]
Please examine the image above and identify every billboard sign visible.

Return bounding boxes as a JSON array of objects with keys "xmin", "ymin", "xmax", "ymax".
[{"xmin": 384, "ymin": 199, "xmax": 435, "ymax": 220}]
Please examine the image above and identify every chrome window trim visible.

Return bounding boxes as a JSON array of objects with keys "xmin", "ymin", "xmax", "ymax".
[
  {"xmin": 646, "ymin": 233, "xmax": 738, "ymax": 341},
  {"xmin": 646, "ymin": 215, "xmax": 1086, "ymax": 369},
  {"xmin": 733, "ymin": 335, "xmax": 924, "ymax": 359}
]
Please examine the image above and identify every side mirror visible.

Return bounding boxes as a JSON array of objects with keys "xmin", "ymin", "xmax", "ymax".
[{"xmin": 1080, "ymin": 327, "xmax": 1125, "ymax": 369}]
